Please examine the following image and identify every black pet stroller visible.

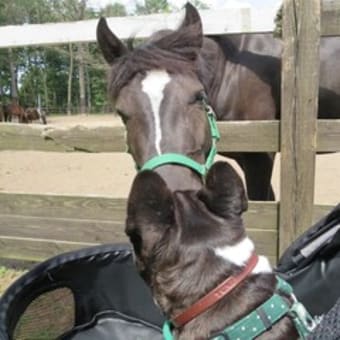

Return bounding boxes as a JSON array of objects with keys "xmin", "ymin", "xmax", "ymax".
[
  {"xmin": 1, "ymin": 205, "xmax": 340, "ymax": 340},
  {"xmin": 0, "ymin": 244, "xmax": 164, "ymax": 340}
]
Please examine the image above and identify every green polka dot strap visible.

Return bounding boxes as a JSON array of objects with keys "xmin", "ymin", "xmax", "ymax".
[
  {"xmin": 162, "ymin": 276, "xmax": 317, "ymax": 340},
  {"xmin": 212, "ymin": 276, "xmax": 316, "ymax": 340},
  {"xmin": 213, "ymin": 293, "xmax": 290, "ymax": 339}
]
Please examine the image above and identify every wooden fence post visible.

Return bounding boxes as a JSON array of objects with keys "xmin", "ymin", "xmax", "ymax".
[{"xmin": 279, "ymin": 0, "xmax": 320, "ymax": 255}]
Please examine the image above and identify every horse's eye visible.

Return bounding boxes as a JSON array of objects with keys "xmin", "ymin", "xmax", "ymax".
[{"xmin": 189, "ymin": 91, "xmax": 205, "ymax": 105}]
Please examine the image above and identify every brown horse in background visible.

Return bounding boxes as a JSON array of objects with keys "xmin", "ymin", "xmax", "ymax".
[
  {"xmin": 1, "ymin": 104, "xmax": 46, "ymax": 124},
  {"xmin": 2, "ymin": 103, "xmax": 25, "ymax": 123},
  {"xmin": 24, "ymin": 108, "xmax": 47, "ymax": 124},
  {"xmin": 23, "ymin": 108, "xmax": 39, "ymax": 123}
]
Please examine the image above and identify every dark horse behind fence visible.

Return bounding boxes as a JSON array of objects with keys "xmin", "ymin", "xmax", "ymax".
[{"xmin": 97, "ymin": 3, "xmax": 340, "ymax": 201}]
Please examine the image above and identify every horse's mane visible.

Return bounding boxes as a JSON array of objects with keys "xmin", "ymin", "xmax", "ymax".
[
  {"xmin": 108, "ymin": 30, "xmax": 198, "ymax": 100},
  {"xmin": 208, "ymin": 35, "xmax": 239, "ymax": 62}
]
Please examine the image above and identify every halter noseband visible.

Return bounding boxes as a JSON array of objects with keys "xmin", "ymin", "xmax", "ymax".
[{"xmin": 137, "ymin": 95, "xmax": 220, "ymax": 176}]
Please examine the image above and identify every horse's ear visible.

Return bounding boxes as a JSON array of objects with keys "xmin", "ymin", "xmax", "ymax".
[
  {"xmin": 154, "ymin": 3, "xmax": 203, "ymax": 60},
  {"xmin": 96, "ymin": 17, "xmax": 128, "ymax": 65},
  {"xmin": 126, "ymin": 171, "xmax": 175, "ymax": 259},
  {"xmin": 198, "ymin": 161, "xmax": 248, "ymax": 218},
  {"xmin": 179, "ymin": 2, "xmax": 202, "ymax": 29}
]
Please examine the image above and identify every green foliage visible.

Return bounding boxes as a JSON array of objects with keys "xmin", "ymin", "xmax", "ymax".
[
  {"xmin": 189, "ymin": 0, "xmax": 209, "ymax": 10},
  {"xmin": 101, "ymin": 3, "xmax": 127, "ymax": 17},
  {"xmin": 0, "ymin": 50, "xmax": 10, "ymax": 98},
  {"xmin": 274, "ymin": 4, "xmax": 283, "ymax": 39},
  {"xmin": 0, "ymin": 0, "xmax": 55, "ymax": 25},
  {"xmin": 0, "ymin": 266, "xmax": 25, "ymax": 295},
  {"xmin": 136, "ymin": 0, "xmax": 171, "ymax": 14}
]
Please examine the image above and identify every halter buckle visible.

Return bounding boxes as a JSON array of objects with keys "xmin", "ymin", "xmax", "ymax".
[
  {"xmin": 207, "ymin": 109, "xmax": 220, "ymax": 141},
  {"xmin": 289, "ymin": 300, "xmax": 317, "ymax": 334}
]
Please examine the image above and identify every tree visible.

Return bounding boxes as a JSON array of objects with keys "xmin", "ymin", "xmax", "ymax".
[
  {"xmin": 135, "ymin": 0, "xmax": 171, "ymax": 14},
  {"xmin": 67, "ymin": 44, "xmax": 74, "ymax": 114},
  {"xmin": 189, "ymin": 0, "xmax": 209, "ymax": 10},
  {"xmin": 0, "ymin": 0, "xmax": 56, "ymax": 105},
  {"xmin": 77, "ymin": 0, "xmax": 87, "ymax": 114},
  {"xmin": 102, "ymin": 3, "xmax": 127, "ymax": 17}
]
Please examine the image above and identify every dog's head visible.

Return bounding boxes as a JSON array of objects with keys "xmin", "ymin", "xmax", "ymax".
[{"xmin": 125, "ymin": 161, "xmax": 248, "ymax": 314}]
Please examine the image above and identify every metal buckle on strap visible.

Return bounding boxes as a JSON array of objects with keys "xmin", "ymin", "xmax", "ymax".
[
  {"xmin": 202, "ymin": 95, "xmax": 220, "ymax": 141},
  {"xmin": 289, "ymin": 296, "xmax": 317, "ymax": 335}
]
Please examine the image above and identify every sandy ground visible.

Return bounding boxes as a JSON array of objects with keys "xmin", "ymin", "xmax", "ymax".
[{"xmin": 0, "ymin": 114, "xmax": 339, "ymax": 205}]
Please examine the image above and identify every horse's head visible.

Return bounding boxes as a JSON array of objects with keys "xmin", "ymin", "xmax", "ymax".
[
  {"xmin": 97, "ymin": 3, "xmax": 217, "ymax": 191},
  {"xmin": 125, "ymin": 161, "xmax": 248, "ymax": 317}
]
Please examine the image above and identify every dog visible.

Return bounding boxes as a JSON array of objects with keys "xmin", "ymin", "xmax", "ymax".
[{"xmin": 126, "ymin": 161, "xmax": 314, "ymax": 339}]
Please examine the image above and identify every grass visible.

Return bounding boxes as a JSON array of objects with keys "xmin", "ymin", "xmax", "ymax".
[
  {"xmin": 0, "ymin": 265, "xmax": 26, "ymax": 296},
  {"xmin": 0, "ymin": 266, "xmax": 74, "ymax": 339}
]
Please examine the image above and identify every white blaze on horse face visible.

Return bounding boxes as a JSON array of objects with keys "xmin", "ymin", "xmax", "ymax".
[
  {"xmin": 142, "ymin": 70, "xmax": 171, "ymax": 155},
  {"xmin": 214, "ymin": 237, "xmax": 272, "ymax": 274}
]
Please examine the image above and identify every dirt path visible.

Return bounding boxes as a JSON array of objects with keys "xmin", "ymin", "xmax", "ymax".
[{"xmin": 0, "ymin": 114, "xmax": 339, "ymax": 204}]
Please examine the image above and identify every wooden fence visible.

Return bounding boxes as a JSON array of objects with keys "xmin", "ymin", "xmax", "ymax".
[{"xmin": 0, "ymin": 0, "xmax": 339, "ymax": 265}]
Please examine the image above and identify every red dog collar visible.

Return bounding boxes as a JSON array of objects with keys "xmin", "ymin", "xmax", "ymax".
[{"xmin": 172, "ymin": 253, "xmax": 259, "ymax": 328}]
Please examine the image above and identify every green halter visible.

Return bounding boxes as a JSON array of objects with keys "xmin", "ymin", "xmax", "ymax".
[{"xmin": 138, "ymin": 96, "xmax": 220, "ymax": 176}]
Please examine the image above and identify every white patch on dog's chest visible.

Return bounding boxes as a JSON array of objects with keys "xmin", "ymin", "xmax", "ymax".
[
  {"xmin": 252, "ymin": 255, "xmax": 272, "ymax": 274},
  {"xmin": 142, "ymin": 70, "xmax": 171, "ymax": 155},
  {"xmin": 214, "ymin": 237, "xmax": 272, "ymax": 274}
]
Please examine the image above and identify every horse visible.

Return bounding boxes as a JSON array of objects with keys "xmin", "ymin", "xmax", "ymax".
[
  {"xmin": 96, "ymin": 3, "xmax": 340, "ymax": 200},
  {"xmin": 1, "ymin": 104, "xmax": 46, "ymax": 124},
  {"xmin": 24, "ymin": 108, "xmax": 39, "ymax": 123},
  {"xmin": 24, "ymin": 108, "xmax": 47, "ymax": 124},
  {"xmin": 126, "ymin": 161, "xmax": 315, "ymax": 339},
  {"xmin": 2, "ymin": 102, "xmax": 26, "ymax": 123}
]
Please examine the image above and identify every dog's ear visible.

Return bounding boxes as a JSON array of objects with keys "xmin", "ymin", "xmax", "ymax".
[
  {"xmin": 126, "ymin": 170, "xmax": 175, "ymax": 259},
  {"xmin": 198, "ymin": 161, "xmax": 248, "ymax": 218}
]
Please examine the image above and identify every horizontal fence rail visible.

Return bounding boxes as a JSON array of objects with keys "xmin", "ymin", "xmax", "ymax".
[
  {"xmin": 0, "ymin": 8, "xmax": 257, "ymax": 48},
  {"xmin": 1, "ymin": 120, "xmax": 340, "ymax": 152},
  {"xmin": 0, "ymin": 192, "xmax": 334, "ymax": 264},
  {"xmin": 0, "ymin": 4, "xmax": 339, "ymax": 49}
]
